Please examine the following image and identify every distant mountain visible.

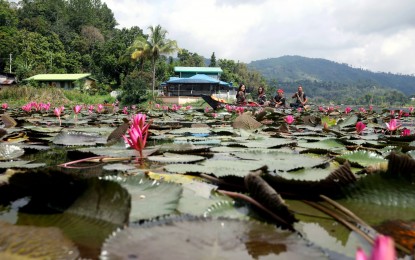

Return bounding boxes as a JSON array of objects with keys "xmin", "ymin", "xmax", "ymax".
[{"xmin": 248, "ymin": 55, "xmax": 415, "ymax": 96}]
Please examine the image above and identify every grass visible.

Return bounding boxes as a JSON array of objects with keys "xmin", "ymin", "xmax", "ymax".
[{"xmin": 0, "ymin": 85, "xmax": 115, "ymax": 107}]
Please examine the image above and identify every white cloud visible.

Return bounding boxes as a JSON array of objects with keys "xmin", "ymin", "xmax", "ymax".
[{"xmin": 103, "ymin": 0, "xmax": 415, "ymax": 75}]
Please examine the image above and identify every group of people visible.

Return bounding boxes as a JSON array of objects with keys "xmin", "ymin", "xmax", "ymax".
[{"xmin": 236, "ymin": 84, "xmax": 308, "ymax": 108}]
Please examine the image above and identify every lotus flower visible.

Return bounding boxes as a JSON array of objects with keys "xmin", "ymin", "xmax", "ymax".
[
  {"xmin": 97, "ymin": 104, "xmax": 104, "ymax": 113},
  {"xmin": 22, "ymin": 103, "xmax": 32, "ymax": 113},
  {"xmin": 356, "ymin": 235, "xmax": 395, "ymax": 260},
  {"xmin": 359, "ymin": 107, "xmax": 366, "ymax": 113},
  {"xmin": 2, "ymin": 103, "xmax": 8, "ymax": 110},
  {"xmin": 409, "ymin": 106, "xmax": 414, "ymax": 114},
  {"xmin": 54, "ymin": 107, "xmax": 63, "ymax": 126},
  {"xmin": 123, "ymin": 113, "xmax": 151, "ymax": 159},
  {"xmin": 88, "ymin": 105, "xmax": 94, "ymax": 114},
  {"xmin": 369, "ymin": 105, "xmax": 373, "ymax": 112},
  {"xmin": 185, "ymin": 105, "xmax": 192, "ymax": 110},
  {"xmin": 356, "ymin": 121, "xmax": 366, "ymax": 134},
  {"xmin": 122, "ymin": 106, "xmax": 128, "ymax": 115},
  {"xmin": 345, "ymin": 107, "xmax": 352, "ymax": 114},
  {"xmin": 385, "ymin": 119, "xmax": 401, "ymax": 132},
  {"xmin": 284, "ymin": 115, "xmax": 295, "ymax": 125},
  {"xmin": 401, "ymin": 128, "xmax": 411, "ymax": 136},
  {"xmin": 73, "ymin": 105, "xmax": 82, "ymax": 114}
]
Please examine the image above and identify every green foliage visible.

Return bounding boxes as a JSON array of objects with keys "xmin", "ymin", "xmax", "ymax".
[
  {"xmin": 119, "ymin": 70, "xmax": 149, "ymax": 105},
  {"xmin": 177, "ymin": 49, "xmax": 204, "ymax": 67},
  {"xmin": 209, "ymin": 52, "xmax": 216, "ymax": 67}
]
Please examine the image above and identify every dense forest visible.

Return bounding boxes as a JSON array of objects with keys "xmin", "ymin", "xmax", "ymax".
[
  {"xmin": 0, "ymin": 0, "xmax": 412, "ymax": 105},
  {"xmin": 0, "ymin": 0, "xmax": 266, "ymax": 103}
]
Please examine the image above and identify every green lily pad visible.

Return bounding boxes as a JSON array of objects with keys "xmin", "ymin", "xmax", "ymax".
[
  {"xmin": 100, "ymin": 217, "xmax": 327, "ymax": 260},
  {"xmin": 164, "ymin": 160, "xmax": 265, "ymax": 177},
  {"xmin": 0, "ymin": 143, "xmax": 24, "ymax": 160},
  {"xmin": 232, "ymin": 150, "xmax": 328, "ymax": 172},
  {"xmin": 53, "ymin": 131, "xmax": 106, "ymax": 146},
  {"xmin": 105, "ymin": 175, "xmax": 182, "ymax": 221},
  {"xmin": 336, "ymin": 151, "xmax": 387, "ymax": 167},
  {"xmin": 298, "ymin": 139, "xmax": 346, "ymax": 153},
  {"xmin": 147, "ymin": 153, "xmax": 206, "ymax": 164}
]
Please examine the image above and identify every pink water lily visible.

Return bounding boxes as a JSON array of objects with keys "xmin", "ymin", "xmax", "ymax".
[
  {"xmin": 123, "ymin": 113, "xmax": 151, "ymax": 159},
  {"xmin": 155, "ymin": 103, "xmax": 161, "ymax": 110},
  {"xmin": 409, "ymin": 106, "xmax": 414, "ymax": 114},
  {"xmin": 356, "ymin": 235, "xmax": 395, "ymax": 260},
  {"xmin": 97, "ymin": 104, "xmax": 104, "ymax": 113},
  {"xmin": 73, "ymin": 105, "xmax": 82, "ymax": 114},
  {"xmin": 54, "ymin": 107, "xmax": 63, "ymax": 126},
  {"xmin": 345, "ymin": 107, "xmax": 352, "ymax": 114},
  {"xmin": 401, "ymin": 128, "xmax": 411, "ymax": 136},
  {"xmin": 385, "ymin": 119, "xmax": 401, "ymax": 132},
  {"xmin": 284, "ymin": 115, "xmax": 295, "ymax": 125},
  {"xmin": 122, "ymin": 106, "xmax": 129, "ymax": 115},
  {"xmin": 2, "ymin": 103, "xmax": 8, "ymax": 110},
  {"xmin": 356, "ymin": 121, "xmax": 366, "ymax": 134}
]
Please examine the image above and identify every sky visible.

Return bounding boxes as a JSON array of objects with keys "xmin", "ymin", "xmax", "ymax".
[{"xmin": 103, "ymin": 0, "xmax": 415, "ymax": 75}]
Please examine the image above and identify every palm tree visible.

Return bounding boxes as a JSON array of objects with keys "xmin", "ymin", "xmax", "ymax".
[{"xmin": 130, "ymin": 25, "xmax": 179, "ymax": 98}]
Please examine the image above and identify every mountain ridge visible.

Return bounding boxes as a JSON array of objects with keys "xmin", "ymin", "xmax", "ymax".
[{"xmin": 247, "ymin": 55, "xmax": 415, "ymax": 96}]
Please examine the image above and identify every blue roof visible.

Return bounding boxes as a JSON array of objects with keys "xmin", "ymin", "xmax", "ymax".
[{"xmin": 166, "ymin": 74, "xmax": 230, "ymax": 86}]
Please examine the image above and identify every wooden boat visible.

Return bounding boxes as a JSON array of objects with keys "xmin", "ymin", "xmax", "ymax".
[{"xmin": 201, "ymin": 95, "xmax": 260, "ymax": 110}]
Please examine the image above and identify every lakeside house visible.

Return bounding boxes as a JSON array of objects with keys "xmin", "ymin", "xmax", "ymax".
[
  {"xmin": 161, "ymin": 67, "xmax": 235, "ymax": 104},
  {"xmin": 0, "ymin": 72, "xmax": 17, "ymax": 88},
  {"xmin": 24, "ymin": 73, "xmax": 96, "ymax": 89}
]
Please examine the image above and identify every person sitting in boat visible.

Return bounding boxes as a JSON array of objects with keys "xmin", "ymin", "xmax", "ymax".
[
  {"xmin": 274, "ymin": 89, "xmax": 286, "ymax": 108},
  {"xmin": 290, "ymin": 85, "xmax": 308, "ymax": 108},
  {"xmin": 236, "ymin": 84, "xmax": 247, "ymax": 105},
  {"xmin": 256, "ymin": 86, "xmax": 269, "ymax": 106}
]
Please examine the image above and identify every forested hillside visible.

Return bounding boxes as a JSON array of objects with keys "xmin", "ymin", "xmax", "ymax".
[
  {"xmin": 0, "ymin": 0, "xmax": 266, "ymax": 104},
  {"xmin": 248, "ymin": 56, "xmax": 414, "ymax": 105}
]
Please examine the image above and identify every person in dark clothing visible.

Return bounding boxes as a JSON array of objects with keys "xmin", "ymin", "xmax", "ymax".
[
  {"xmin": 256, "ymin": 86, "xmax": 268, "ymax": 106},
  {"xmin": 290, "ymin": 85, "xmax": 308, "ymax": 108},
  {"xmin": 274, "ymin": 89, "xmax": 286, "ymax": 108},
  {"xmin": 236, "ymin": 84, "xmax": 246, "ymax": 105}
]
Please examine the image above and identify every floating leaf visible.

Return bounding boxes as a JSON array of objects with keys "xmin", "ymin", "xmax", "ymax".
[
  {"xmin": 100, "ymin": 217, "xmax": 326, "ymax": 260},
  {"xmin": 147, "ymin": 152, "xmax": 206, "ymax": 164},
  {"xmin": 336, "ymin": 114, "xmax": 358, "ymax": 129},
  {"xmin": 53, "ymin": 131, "xmax": 106, "ymax": 146},
  {"xmin": 337, "ymin": 151, "xmax": 387, "ymax": 168},
  {"xmin": 0, "ymin": 143, "xmax": 24, "ymax": 160},
  {"xmin": 232, "ymin": 150, "xmax": 328, "ymax": 172},
  {"xmin": 233, "ymin": 114, "xmax": 263, "ymax": 130},
  {"xmin": 105, "ymin": 175, "xmax": 182, "ymax": 221},
  {"xmin": 164, "ymin": 160, "xmax": 264, "ymax": 177}
]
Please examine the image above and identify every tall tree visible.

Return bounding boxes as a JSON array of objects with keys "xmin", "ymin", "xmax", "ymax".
[
  {"xmin": 177, "ymin": 49, "xmax": 204, "ymax": 67},
  {"xmin": 209, "ymin": 52, "xmax": 216, "ymax": 67},
  {"xmin": 130, "ymin": 25, "xmax": 178, "ymax": 97}
]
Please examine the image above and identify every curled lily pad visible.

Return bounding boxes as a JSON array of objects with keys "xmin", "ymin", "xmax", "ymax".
[
  {"xmin": 0, "ymin": 220, "xmax": 80, "ymax": 259},
  {"xmin": 0, "ymin": 143, "xmax": 24, "ymax": 160},
  {"xmin": 147, "ymin": 153, "xmax": 206, "ymax": 164},
  {"xmin": 100, "ymin": 217, "xmax": 327, "ymax": 260}
]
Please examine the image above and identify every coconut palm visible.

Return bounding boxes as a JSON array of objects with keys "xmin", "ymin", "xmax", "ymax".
[{"xmin": 130, "ymin": 25, "xmax": 179, "ymax": 98}]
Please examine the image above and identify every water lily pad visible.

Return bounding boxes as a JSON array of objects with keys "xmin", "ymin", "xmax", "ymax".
[
  {"xmin": 158, "ymin": 143, "xmax": 211, "ymax": 154},
  {"xmin": 298, "ymin": 139, "xmax": 346, "ymax": 153},
  {"xmin": 164, "ymin": 160, "xmax": 265, "ymax": 177},
  {"xmin": 227, "ymin": 137, "xmax": 297, "ymax": 149},
  {"xmin": 100, "ymin": 217, "xmax": 326, "ymax": 260},
  {"xmin": 232, "ymin": 150, "xmax": 328, "ymax": 172},
  {"xmin": 336, "ymin": 151, "xmax": 387, "ymax": 168},
  {"xmin": 53, "ymin": 131, "xmax": 107, "ymax": 146},
  {"xmin": 105, "ymin": 175, "xmax": 182, "ymax": 221},
  {"xmin": 168, "ymin": 127, "xmax": 211, "ymax": 135},
  {"xmin": 147, "ymin": 152, "xmax": 206, "ymax": 164},
  {"xmin": 0, "ymin": 143, "xmax": 24, "ymax": 160}
]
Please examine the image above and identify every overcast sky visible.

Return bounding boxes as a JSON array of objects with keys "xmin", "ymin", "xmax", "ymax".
[{"xmin": 103, "ymin": 0, "xmax": 415, "ymax": 75}]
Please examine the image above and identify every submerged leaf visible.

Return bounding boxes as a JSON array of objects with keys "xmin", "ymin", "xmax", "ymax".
[{"xmin": 0, "ymin": 220, "xmax": 79, "ymax": 259}]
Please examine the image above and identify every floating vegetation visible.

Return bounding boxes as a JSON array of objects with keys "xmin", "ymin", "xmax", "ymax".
[{"xmin": 0, "ymin": 103, "xmax": 414, "ymax": 258}]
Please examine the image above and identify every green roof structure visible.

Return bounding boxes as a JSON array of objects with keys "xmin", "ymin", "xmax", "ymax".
[
  {"xmin": 174, "ymin": 67, "xmax": 223, "ymax": 73},
  {"xmin": 25, "ymin": 73, "xmax": 92, "ymax": 81}
]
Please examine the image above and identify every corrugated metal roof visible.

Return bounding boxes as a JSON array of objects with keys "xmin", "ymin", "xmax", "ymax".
[
  {"xmin": 174, "ymin": 67, "xmax": 223, "ymax": 73},
  {"xmin": 25, "ymin": 73, "xmax": 92, "ymax": 81}
]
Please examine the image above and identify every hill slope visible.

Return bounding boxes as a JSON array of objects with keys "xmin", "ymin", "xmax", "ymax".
[{"xmin": 248, "ymin": 55, "xmax": 415, "ymax": 96}]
